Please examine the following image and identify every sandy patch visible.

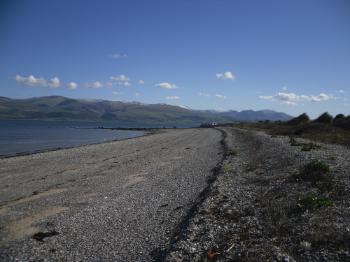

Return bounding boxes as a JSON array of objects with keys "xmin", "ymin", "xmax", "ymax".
[
  {"xmin": 0, "ymin": 188, "xmax": 66, "ymax": 211},
  {"xmin": 0, "ymin": 206, "xmax": 9, "ymax": 215},
  {"xmin": 2, "ymin": 206, "xmax": 67, "ymax": 241},
  {"xmin": 123, "ymin": 173, "xmax": 146, "ymax": 188}
]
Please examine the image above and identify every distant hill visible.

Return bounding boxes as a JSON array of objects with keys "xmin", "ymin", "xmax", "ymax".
[
  {"xmin": 0, "ymin": 96, "xmax": 292, "ymax": 126},
  {"xmin": 216, "ymin": 109, "xmax": 292, "ymax": 122}
]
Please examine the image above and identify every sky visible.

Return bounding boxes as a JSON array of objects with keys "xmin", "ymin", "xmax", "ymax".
[{"xmin": 0, "ymin": 0, "xmax": 349, "ymax": 117}]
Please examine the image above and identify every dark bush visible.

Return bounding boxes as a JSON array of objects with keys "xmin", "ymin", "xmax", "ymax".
[
  {"xmin": 289, "ymin": 136, "xmax": 299, "ymax": 146},
  {"xmin": 334, "ymin": 114, "xmax": 345, "ymax": 121},
  {"xmin": 333, "ymin": 115, "xmax": 350, "ymax": 130},
  {"xmin": 227, "ymin": 149, "xmax": 237, "ymax": 156},
  {"xmin": 333, "ymin": 114, "xmax": 345, "ymax": 126},
  {"xmin": 344, "ymin": 116, "xmax": 350, "ymax": 129},
  {"xmin": 314, "ymin": 112, "xmax": 333, "ymax": 124},
  {"xmin": 287, "ymin": 113, "xmax": 310, "ymax": 125},
  {"xmin": 289, "ymin": 137, "xmax": 321, "ymax": 151},
  {"xmin": 301, "ymin": 143, "xmax": 321, "ymax": 151},
  {"xmin": 297, "ymin": 195, "xmax": 332, "ymax": 212},
  {"xmin": 294, "ymin": 160, "xmax": 332, "ymax": 187}
]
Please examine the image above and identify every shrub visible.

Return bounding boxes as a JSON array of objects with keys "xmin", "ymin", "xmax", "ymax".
[
  {"xmin": 334, "ymin": 114, "xmax": 345, "ymax": 121},
  {"xmin": 333, "ymin": 115, "xmax": 350, "ymax": 130},
  {"xmin": 295, "ymin": 160, "xmax": 331, "ymax": 184},
  {"xmin": 314, "ymin": 112, "xmax": 333, "ymax": 124},
  {"xmin": 343, "ymin": 116, "xmax": 350, "ymax": 130},
  {"xmin": 333, "ymin": 114, "xmax": 345, "ymax": 127},
  {"xmin": 289, "ymin": 136, "xmax": 299, "ymax": 146},
  {"xmin": 297, "ymin": 195, "xmax": 332, "ymax": 212},
  {"xmin": 346, "ymin": 116, "xmax": 350, "ymax": 128},
  {"xmin": 227, "ymin": 149, "xmax": 237, "ymax": 157},
  {"xmin": 301, "ymin": 143, "xmax": 321, "ymax": 151},
  {"xmin": 287, "ymin": 113, "xmax": 310, "ymax": 125},
  {"xmin": 222, "ymin": 164, "xmax": 233, "ymax": 173},
  {"xmin": 289, "ymin": 137, "xmax": 321, "ymax": 151}
]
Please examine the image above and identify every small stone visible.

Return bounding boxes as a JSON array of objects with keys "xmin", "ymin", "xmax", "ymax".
[{"xmin": 300, "ymin": 241, "xmax": 311, "ymax": 250}]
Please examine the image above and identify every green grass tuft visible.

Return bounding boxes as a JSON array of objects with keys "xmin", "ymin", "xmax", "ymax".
[
  {"xmin": 222, "ymin": 164, "xmax": 233, "ymax": 173},
  {"xmin": 293, "ymin": 160, "xmax": 332, "ymax": 190},
  {"xmin": 303, "ymin": 160, "xmax": 330, "ymax": 174},
  {"xmin": 227, "ymin": 149, "xmax": 237, "ymax": 157},
  {"xmin": 298, "ymin": 195, "xmax": 333, "ymax": 211},
  {"xmin": 301, "ymin": 143, "xmax": 321, "ymax": 151}
]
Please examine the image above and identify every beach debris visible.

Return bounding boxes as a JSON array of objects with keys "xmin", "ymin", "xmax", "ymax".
[
  {"xmin": 300, "ymin": 241, "xmax": 311, "ymax": 250},
  {"xmin": 207, "ymin": 250, "xmax": 219, "ymax": 260},
  {"xmin": 32, "ymin": 230, "xmax": 59, "ymax": 242}
]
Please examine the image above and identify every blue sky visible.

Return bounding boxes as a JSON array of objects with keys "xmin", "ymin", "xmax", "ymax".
[{"xmin": 0, "ymin": 0, "xmax": 349, "ymax": 117}]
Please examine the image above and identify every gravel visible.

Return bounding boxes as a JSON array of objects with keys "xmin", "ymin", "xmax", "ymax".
[
  {"xmin": 165, "ymin": 127, "xmax": 350, "ymax": 261},
  {"xmin": 0, "ymin": 128, "xmax": 223, "ymax": 261}
]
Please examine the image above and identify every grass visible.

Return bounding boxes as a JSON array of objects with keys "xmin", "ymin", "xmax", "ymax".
[
  {"xmin": 227, "ymin": 149, "xmax": 237, "ymax": 157},
  {"xmin": 301, "ymin": 143, "xmax": 321, "ymax": 151},
  {"xmin": 222, "ymin": 164, "xmax": 234, "ymax": 173},
  {"xmin": 289, "ymin": 136, "xmax": 321, "ymax": 151},
  {"xmin": 303, "ymin": 159, "xmax": 329, "ymax": 173},
  {"xmin": 297, "ymin": 195, "xmax": 333, "ymax": 212},
  {"xmin": 293, "ymin": 160, "xmax": 333, "ymax": 192},
  {"xmin": 289, "ymin": 136, "xmax": 299, "ymax": 146}
]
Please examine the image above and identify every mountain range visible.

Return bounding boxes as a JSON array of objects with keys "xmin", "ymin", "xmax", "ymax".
[{"xmin": 0, "ymin": 96, "xmax": 292, "ymax": 127}]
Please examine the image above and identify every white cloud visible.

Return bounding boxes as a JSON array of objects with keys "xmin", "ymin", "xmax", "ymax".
[
  {"xmin": 48, "ymin": 77, "xmax": 60, "ymax": 88},
  {"xmin": 259, "ymin": 95, "xmax": 274, "ymax": 100},
  {"xmin": 110, "ymin": 53, "xmax": 127, "ymax": 59},
  {"xmin": 259, "ymin": 90, "xmax": 332, "ymax": 105},
  {"xmin": 105, "ymin": 82, "xmax": 113, "ymax": 88},
  {"xmin": 112, "ymin": 91, "xmax": 119, "ymax": 95},
  {"xmin": 308, "ymin": 93, "xmax": 331, "ymax": 102},
  {"xmin": 67, "ymin": 82, "xmax": 78, "ymax": 90},
  {"xmin": 281, "ymin": 86, "xmax": 288, "ymax": 91},
  {"xmin": 216, "ymin": 71, "xmax": 235, "ymax": 80},
  {"xmin": 275, "ymin": 92, "xmax": 300, "ymax": 105},
  {"xmin": 86, "ymin": 81, "xmax": 104, "ymax": 88},
  {"xmin": 138, "ymin": 80, "xmax": 145, "ymax": 85},
  {"xmin": 198, "ymin": 92, "xmax": 210, "ymax": 97},
  {"xmin": 337, "ymin": 89, "xmax": 346, "ymax": 94},
  {"xmin": 215, "ymin": 94, "xmax": 227, "ymax": 99},
  {"xmin": 166, "ymin": 96, "xmax": 180, "ymax": 100},
  {"xmin": 110, "ymin": 74, "xmax": 131, "ymax": 86},
  {"xmin": 15, "ymin": 74, "xmax": 60, "ymax": 88},
  {"xmin": 155, "ymin": 82, "xmax": 177, "ymax": 89},
  {"xmin": 16, "ymin": 75, "xmax": 46, "ymax": 87},
  {"xmin": 110, "ymin": 74, "xmax": 129, "ymax": 82},
  {"xmin": 135, "ymin": 92, "xmax": 140, "ymax": 96}
]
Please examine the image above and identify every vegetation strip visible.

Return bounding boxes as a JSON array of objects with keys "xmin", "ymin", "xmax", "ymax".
[{"xmin": 233, "ymin": 111, "xmax": 350, "ymax": 147}]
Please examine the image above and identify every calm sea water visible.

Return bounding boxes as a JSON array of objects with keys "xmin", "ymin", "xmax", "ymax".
[{"xmin": 0, "ymin": 120, "xmax": 145, "ymax": 157}]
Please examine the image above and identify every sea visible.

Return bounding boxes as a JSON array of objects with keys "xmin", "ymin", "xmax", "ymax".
[{"xmin": 0, "ymin": 120, "xmax": 146, "ymax": 157}]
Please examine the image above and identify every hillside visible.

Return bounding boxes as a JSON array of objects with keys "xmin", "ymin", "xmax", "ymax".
[
  {"xmin": 0, "ymin": 96, "xmax": 292, "ymax": 126},
  {"xmin": 217, "ymin": 109, "xmax": 292, "ymax": 122}
]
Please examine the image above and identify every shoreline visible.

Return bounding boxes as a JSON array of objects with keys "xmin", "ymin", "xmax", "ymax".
[{"xmin": 0, "ymin": 128, "xmax": 157, "ymax": 160}]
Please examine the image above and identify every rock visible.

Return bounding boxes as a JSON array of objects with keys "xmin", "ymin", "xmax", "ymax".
[{"xmin": 300, "ymin": 241, "xmax": 312, "ymax": 250}]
